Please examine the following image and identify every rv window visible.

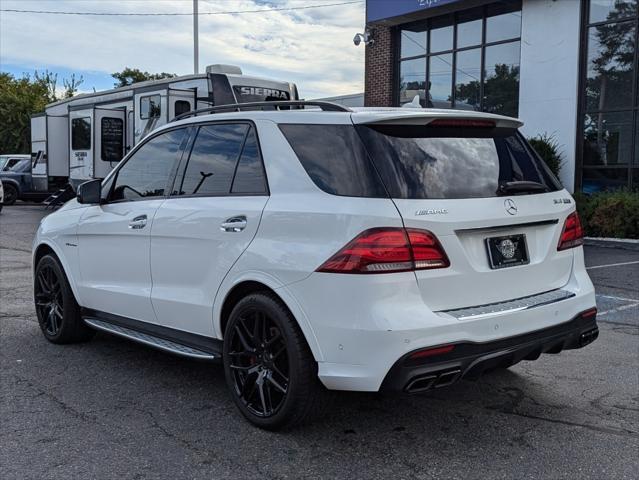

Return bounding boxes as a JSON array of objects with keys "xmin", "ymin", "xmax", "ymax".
[
  {"xmin": 140, "ymin": 95, "xmax": 161, "ymax": 119},
  {"xmin": 72, "ymin": 118, "xmax": 91, "ymax": 150},
  {"xmin": 174, "ymin": 100, "xmax": 191, "ymax": 117},
  {"xmin": 101, "ymin": 117, "xmax": 124, "ymax": 162},
  {"xmin": 177, "ymin": 123, "xmax": 248, "ymax": 196},
  {"xmin": 231, "ymin": 127, "xmax": 267, "ymax": 194},
  {"xmin": 110, "ymin": 128, "xmax": 186, "ymax": 201}
]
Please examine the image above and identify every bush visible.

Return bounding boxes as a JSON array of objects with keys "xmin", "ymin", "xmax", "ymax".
[
  {"xmin": 527, "ymin": 133, "xmax": 563, "ymax": 178},
  {"xmin": 574, "ymin": 189, "xmax": 639, "ymax": 239}
]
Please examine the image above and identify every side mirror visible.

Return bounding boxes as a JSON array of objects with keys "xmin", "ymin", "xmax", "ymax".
[{"xmin": 77, "ymin": 179, "xmax": 102, "ymax": 204}]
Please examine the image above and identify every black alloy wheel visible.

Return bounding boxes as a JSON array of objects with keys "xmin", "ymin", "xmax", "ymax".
[
  {"xmin": 227, "ymin": 309, "xmax": 290, "ymax": 418},
  {"xmin": 223, "ymin": 292, "xmax": 330, "ymax": 430},
  {"xmin": 35, "ymin": 263, "xmax": 64, "ymax": 336},
  {"xmin": 33, "ymin": 254, "xmax": 95, "ymax": 343}
]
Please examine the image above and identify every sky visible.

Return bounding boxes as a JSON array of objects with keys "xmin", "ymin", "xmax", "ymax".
[{"xmin": 0, "ymin": 0, "xmax": 366, "ymax": 99}]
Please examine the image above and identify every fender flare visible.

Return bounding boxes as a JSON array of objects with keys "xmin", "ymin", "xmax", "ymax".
[
  {"xmin": 212, "ymin": 271, "xmax": 324, "ymax": 362},
  {"xmin": 33, "ymin": 239, "xmax": 83, "ymax": 305}
]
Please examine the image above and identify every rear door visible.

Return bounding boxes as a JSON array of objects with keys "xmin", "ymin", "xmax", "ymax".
[
  {"xmin": 150, "ymin": 122, "xmax": 269, "ymax": 337},
  {"xmin": 355, "ymin": 118, "xmax": 574, "ymax": 311}
]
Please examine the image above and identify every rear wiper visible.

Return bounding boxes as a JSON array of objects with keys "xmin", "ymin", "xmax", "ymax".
[{"xmin": 497, "ymin": 181, "xmax": 549, "ymax": 196}]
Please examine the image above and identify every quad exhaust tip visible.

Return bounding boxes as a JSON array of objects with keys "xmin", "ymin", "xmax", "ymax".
[
  {"xmin": 405, "ymin": 369, "xmax": 462, "ymax": 393},
  {"xmin": 580, "ymin": 327, "xmax": 599, "ymax": 347}
]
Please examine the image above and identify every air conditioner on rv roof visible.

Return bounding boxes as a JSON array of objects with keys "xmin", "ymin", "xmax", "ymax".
[{"xmin": 205, "ymin": 64, "xmax": 243, "ymax": 75}]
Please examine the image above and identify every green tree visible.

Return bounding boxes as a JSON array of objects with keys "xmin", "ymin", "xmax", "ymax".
[
  {"xmin": 0, "ymin": 73, "xmax": 50, "ymax": 154},
  {"xmin": 0, "ymin": 70, "xmax": 83, "ymax": 154},
  {"xmin": 112, "ymin": 67, "xmax": 176, "ymax": 87}
]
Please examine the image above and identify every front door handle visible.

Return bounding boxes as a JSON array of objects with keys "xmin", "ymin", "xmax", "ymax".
[
  {"xmin": 220, "ymin": 216, "xmax": 247, "ymax": 232},
  {"xmin": 129, "ymin": 214, "xmax": 147, "ymax": 229}
]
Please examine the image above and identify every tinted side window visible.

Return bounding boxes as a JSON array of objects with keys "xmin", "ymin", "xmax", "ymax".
[
  {"xmin": 278, "ymin": 124, "xmax": 387, "ymax": 197},
  {"xmin": 72, "ymin": 118, "xmax": 91, "ymax": 150},
  {"xmin": 231, "ymin": 127, "xmax": 267, "ymax": 194},
  {"xmin": 110, "ymin": 128, "xmax": 185, "ymax": 201},
  {"xmin": 178, "ymin": 124, "xmax": 248, "ymax": 196}
]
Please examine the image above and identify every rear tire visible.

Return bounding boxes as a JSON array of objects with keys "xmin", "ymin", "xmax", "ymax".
[
  {"xmin": 34, "ymin": 254, "xmax": 95, "ymax": 344},
  {"xmin": 3, "ymin": 184, "xmax": 17, "ymax": 205},
  {"xmin": 223, "ymin": 292, "xmax": 330, "ymax": 430}
]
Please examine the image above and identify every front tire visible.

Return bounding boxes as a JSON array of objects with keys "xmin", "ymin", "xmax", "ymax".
[
  {"xmin": 223, "ymin": 292, "xmax": 329, "ymax": 430},
  {"xmin": 34, "ymin": 254, "xmax": 95, "ymax": 344},
  {"xmin": 3, "ymin": 184, "xmax": 17, "ymax": 205}
]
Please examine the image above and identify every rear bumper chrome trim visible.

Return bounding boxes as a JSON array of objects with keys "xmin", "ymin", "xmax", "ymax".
[{"xmin": 439, "ymin": 288, "xmax": 576, "ymax": 320}]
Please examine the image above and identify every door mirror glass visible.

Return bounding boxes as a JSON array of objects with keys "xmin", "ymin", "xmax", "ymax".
[{"xmin": 77, "ymin": 179, "xmax": 102, "ymax": 204}]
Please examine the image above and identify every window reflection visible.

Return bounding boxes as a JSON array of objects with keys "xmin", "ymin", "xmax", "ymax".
[
  {"xmin": 486, "ymin": 10, "xmax": 522, "ymax": 42},
  {"xmin": 586, "ymin": 21, "xmax": 635, "ymax": 111},
  {"xmin": 430, "ymin": 25, "xmax": 453, "ymax": 53},
  {"xmin": 399, "ymin": 57, "xmax": 426, "ymax": 105},
  {"xmin": 583, "ymin": 111, "xmax": 634, "ymax": 165},
  {"xmin": 457, "ymin": 19, "xmax": 482, "ymax": 48},
  {"xmin": 400, "ymin": 27, "xmax": 427, "ymax": 58},
  {"xmin": 589, "ymin": 0, "xmax": 637, "ymax": 23},
  {"xmin": 454, "ymin": 49, "xmax": 481, "ymax": 110},
  {"xmin": 429, "ymin": 54, "xmax": 453, "ymax": 108},
  {"xmin": 484, "ymin": 42, "xmax": 520, "ymax": 117}
]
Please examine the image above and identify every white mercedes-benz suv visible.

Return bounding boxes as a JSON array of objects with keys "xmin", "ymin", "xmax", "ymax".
[{"xmin": 32, "ymin": 101, "xmax": 598, "ymax": 429}]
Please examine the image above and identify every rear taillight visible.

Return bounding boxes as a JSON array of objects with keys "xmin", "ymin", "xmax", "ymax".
[
  {"xmin": 317, "ymin": 227, "xmax": 449, "ymax": 274},
  {"xmin": 557, "ymin": 211, "xmax": 584, "ymax": 251}
]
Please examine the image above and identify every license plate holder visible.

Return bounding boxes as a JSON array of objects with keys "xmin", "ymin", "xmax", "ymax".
[{"xmin": 485, "ymin": 234, "xmax": 529, "ymax": 269}]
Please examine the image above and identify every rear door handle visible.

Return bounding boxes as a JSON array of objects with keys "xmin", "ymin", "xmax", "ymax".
[
  {"xmin": 220, "ymin": 216, "xmax": 247, "ymax": 232},
  {"xmin": 128, "ymin": 214, "xmax": 147, "ymax": 229}
]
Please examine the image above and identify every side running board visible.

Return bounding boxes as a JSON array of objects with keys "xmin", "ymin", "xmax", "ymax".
[{"xmin": 84, "ymin": 317, "xmax": 218, "ymax": 361}]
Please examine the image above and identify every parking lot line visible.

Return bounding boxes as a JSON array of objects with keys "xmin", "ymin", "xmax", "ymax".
[{"xmin": 586, "ymin": 260, "xmax": 639, "ymax": 270}]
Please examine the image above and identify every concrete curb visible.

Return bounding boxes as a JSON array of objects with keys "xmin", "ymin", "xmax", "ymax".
[{"xmin": 585, "ymin": 237, "xmax": 639, "ymax": 251}]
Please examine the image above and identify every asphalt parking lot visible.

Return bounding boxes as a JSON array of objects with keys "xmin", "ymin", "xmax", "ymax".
[{"xmin": 1, "ymin": 204, "xmax": 637, "ymax": 480}]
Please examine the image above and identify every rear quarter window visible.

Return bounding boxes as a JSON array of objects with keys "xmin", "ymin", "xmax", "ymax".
[{"xmin": 278, "ymin": 124, "xmax": 387, "ymax": 197}]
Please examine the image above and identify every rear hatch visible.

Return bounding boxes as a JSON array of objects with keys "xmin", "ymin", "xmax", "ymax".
[{"xmin": 353, "ymin": 112, "xmax": 574, "ymax": 312}]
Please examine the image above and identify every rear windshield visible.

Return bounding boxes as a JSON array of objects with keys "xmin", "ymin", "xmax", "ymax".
[
  {"xmin": 279, "ymin": 123, "xmax": 561, "ymax": 199},
  {"xmin": 357, "ymin": 124, "xmax": 561, "ymax": 199}
]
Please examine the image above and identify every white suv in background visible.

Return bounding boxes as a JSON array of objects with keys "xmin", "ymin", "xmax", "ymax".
[{"xmin": 32, "ymin": 102, "xmax": 598, "ymax": 430}]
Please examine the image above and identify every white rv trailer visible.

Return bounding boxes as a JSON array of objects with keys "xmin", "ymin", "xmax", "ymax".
[{"xmin": 30, "ymin": 64, "xmax": 299, "ymax": 192}]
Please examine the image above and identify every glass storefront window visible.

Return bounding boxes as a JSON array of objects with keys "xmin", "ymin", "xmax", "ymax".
[
  {"xmin": 400, "ymin": 27, "xmax": 427, "ymax": 58},
  {"xmin": 395, "ymin": 2, "xmax": 522, "ymax": 116},
  {"xmin": 454, "ymin": 48, "xmax": 482, "ymax": 111},
  {"xmin": 589, "ymin": 0, "xmax": 637, "ymax": 23},
  {"xmin": 399, "ymin": 58, "xmax": 426, "ymax": 105},
  {"xmin": 430, "ymin": 25, "xmax": 453, "ymax": 53},
  {"xmin": 486, "ymin": 10, "xmax": 522, "ymax": 43},
  {"xmin": 429, "ymin": 54, "xmax": 453, "ymax": 108},
  {"xmin": 457, "ymin": 19, "xmax": 482, "ymax": 48},
  {"xmin": 582, "ymin": 168, "xmax": 629, "ymax": 194},
  {"xmin": 484, "ymin": 42, "xmax": 520, "ymax": 117},
  {"xmin": 578, "ymin": 1, "xmax": 638, "ymax": 190},
  {"xmin": 583, "ymin": 111, "xmax": 634, "ymax": 165},
  {"xmin": 586, "ymin": 21, "xmax": 636, "ymax": 111}
]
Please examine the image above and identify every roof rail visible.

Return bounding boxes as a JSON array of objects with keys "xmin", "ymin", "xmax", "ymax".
[{"xmin": 172, "ymin": 100, "xmax": 351, "ymax": 122}]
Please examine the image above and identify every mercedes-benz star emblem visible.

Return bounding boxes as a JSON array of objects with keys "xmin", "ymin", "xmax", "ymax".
[
  {"xmin": 498, "ymin": 239, "xmax": 517, "ymax": 259},
  {"xmin": 504, "ymin": 198, "xmax": 518, "ymax": 215}
]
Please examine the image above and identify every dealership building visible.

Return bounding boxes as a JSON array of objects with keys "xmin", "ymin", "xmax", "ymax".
[{"xmin": 363, "ymin": 0, "xmax": 638, "ymax": 192}]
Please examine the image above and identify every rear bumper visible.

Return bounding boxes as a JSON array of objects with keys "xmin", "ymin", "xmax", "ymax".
[{"xmin": 380, "ymin": 309, "xmax": 598, "ymax": 393}]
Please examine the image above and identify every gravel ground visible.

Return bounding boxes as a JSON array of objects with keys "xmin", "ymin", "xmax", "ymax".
[{"xmin": 1, "ymin": 204, "xmax": 638, "ymax": 480}]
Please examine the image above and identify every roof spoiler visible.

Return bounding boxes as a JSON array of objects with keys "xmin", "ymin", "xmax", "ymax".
[{"xmin": 353, "ymin": 111, "xmax": 523, "ymax": 129}]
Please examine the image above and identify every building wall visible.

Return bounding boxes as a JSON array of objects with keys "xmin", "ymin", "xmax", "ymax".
[
  {"xmin": 518, "ymin": 0, "xmax": 582, "ymax": 192},
  {"xmin": 364, "ymin": 25, "xmax": 394, "ymax": 107}
]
